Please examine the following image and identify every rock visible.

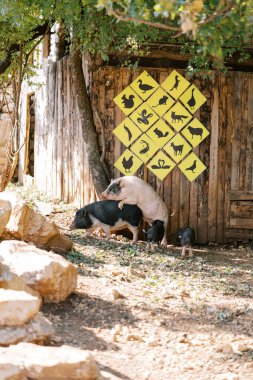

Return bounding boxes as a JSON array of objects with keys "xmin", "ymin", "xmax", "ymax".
[
  {"xmin": 216, "ymin": 342, "xmax": 233, "ymax": 353},
  {"xmin": 0, "ymin": 262, "xmax": 40, "ymax": 298},
  {"xmin": 0, "ymin": 342, "xmax": 101, "ymax": 379},
  {"xmin": 0, "ymin": 192, "xmax": 73, "ymax": 253},
  {"xmin": 0, "ymin": 312, "xmax": 54, "ymax": 346},
  {"xmin": 0, "ymin": 199, "xmax": 11, "ymax": 236},
  {"xmin": 0, "ymin": 240, "xmax": 77, "ymax": 302},
  {"xmin": 0, "ymin": 289, "xmax": 41, "ymax": 326}
]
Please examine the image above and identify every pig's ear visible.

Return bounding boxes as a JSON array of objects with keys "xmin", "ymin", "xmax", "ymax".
[
  {"xmin": 118, "ymin": 180, "xmax": 123, "ymax": 188},
  {"xmin": 81, "ymin": 209, "xmax": 87, "ymax": 217}
]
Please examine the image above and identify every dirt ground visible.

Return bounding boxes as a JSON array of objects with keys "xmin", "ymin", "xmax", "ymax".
[{"xmin": 39, "ymin": 207, "xmax": 253, "ymax": 380}]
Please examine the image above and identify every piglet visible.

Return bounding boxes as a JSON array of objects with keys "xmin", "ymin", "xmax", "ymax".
[
  {"xmin": 144, "ymin": 220, "xmax": 164, "ymax": 250},
  {"xmin": 178, "ymin": 227, "xmax": 195, "ymax": 258},
  {"xmin": 69, "ymin": 200, "xmax": 142, "ymax": 243}
]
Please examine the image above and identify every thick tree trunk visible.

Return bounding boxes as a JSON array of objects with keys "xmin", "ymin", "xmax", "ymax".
[{"xmin": 70, "ymin": 48, "xmax": 109, "ymax": 195}]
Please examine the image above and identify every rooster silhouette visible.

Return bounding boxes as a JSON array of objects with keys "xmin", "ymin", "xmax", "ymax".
[{"xmin": 122, "ymin": 156, "xmax": 133, "ymax": 173}]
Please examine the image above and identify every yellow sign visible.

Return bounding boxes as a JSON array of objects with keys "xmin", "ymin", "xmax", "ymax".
[
  {"xmin": 130, "ymin": 134, "xmax": 159, "ymax": 163},
  {"xmin": 130, "ymin": 71, "xmax": 159, "ymax": 101},
  {"xmin": 181, "ymin": 118, "xmax": 210, "ymax": 148},
  {"xmin": 113, "ymin": 87, "xmax": 142, "ymax": 116},
  {"xmin": 130, "ymin": 103, "xmax": 159, "ymax": 132},
  {"xmin": 146, "ymin": 119, "xmax": 175, "ymax": 148},
  {"xmin": 163, "ymin": 134, "xmax": 192, "ymax": 163},
  {"xmin": 147, "ymin": 151, "xmax": 176, "ymax": 181},
  {"xmin": 161, "ymin": 70, "xmax": 191, "ymax": 99},
  {"xmin": 113, "ymin": 118, "xmax": 142, "ymax": 147},
  {"xmin": 180, "ymin": 84, "xmax": 207, "ymax": 114},
  {"xmin": 113, "ymin": 70, "xmax": 209, "ymax": 180},
  {"xmin": 179, "ymin": 152, "xmax": 206, "ymax": 181},
  {"xmin": 163, "ymin": 102, "xmax": 192, "ymax": 132},
  {"xmin": 146, "ymin": 87, "xmax": 175, "ymax": 116},
  {"xmin": 114, "ymin": 149, "xmax": 143, "ymax": 176}
]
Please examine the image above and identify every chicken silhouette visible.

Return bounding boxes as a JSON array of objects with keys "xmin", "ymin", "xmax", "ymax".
[
  {"xmin": 122, "ymin": 156, "xmax": 133, "ymax": 173},
  {"xmin": 187, "ymin": 88, "xmax": 196, "ymax": 110},
  {"xmin": 186, "ymin": 160, "xmax": 197, "ymax": 173},
  {"xmin": 170, "ymin": 75, "xmax": 180, "ymax": 91},
  {"xmin": 122, "ymin": 94, "xmax": 135, "ymax": 109},
  {"xmin": 137, "ymin": 79, "xmax": 154, "ymax": 93}
]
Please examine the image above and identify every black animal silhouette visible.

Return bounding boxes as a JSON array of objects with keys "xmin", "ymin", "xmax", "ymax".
[
  {"xmin": 153, "ymin": 96, "xmax": 169, "ymax": 107},
  {"xmin": 122, "ymin": 156, "xmax": 133, "ymax": 173},
  {"xmin": 137, "ymin": 79, "xmax": 154, "ymax": 93},
  {"xmin": 121, "ymin": 94, "xmax": 135, "ymax": 109},
  {"xmin": 139, "ymin": 140, "xmax": 150, "ymax": 155},
  {"xmin": 123, "ymin": 124, "xmax": 132, "ymax": 141},
  {"xmin": 171, "ymin": 111, "xmax": 188, "ymax": 123},
  {"xmin": 187, "ymin": 88, "xmax": 196, "ymax": 110},
  {"xmin": 154, "ymin": 128, "xmax": 169, "ymax": 138},
  {"xmin": 186, "ymin": 160, "xmax": 197, "ymax": 173},
  {"xmin": 188, "ymin": 126, "xmax": 203, "ymax": 139},
  {"xmin": 137, "ymin": 109, "xmax": 153, "ymax": 125},
  {"xmin": 151, "ymin": 159, "xmax": 170, "ymax": 169},
  {"xmin": 170, "ymin": 75, "xmax": 180, "ymax": 91},
  {"xmin": 170, "ymin": 142, "xmax": 184, "ymax": 156}
]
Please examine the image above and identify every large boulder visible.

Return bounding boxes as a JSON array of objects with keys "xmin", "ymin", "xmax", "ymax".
[
  {"xmin": 0, "ymin": 289, "xmax": 41, "ymax": 326},
  {"xmin": 0, "ymin": 240, "xmax": 77, "ymax": 303},
  {"xmin": 0, "ymin": 313, "xmax": 54, "ymax": 347},
  {"xmin": 0, "ymin": 342, "xmax": 101, "ymax": 379},
  {"xmin": 0, "ymin": 192, "xmax": 73, "ymax": 253},
  {"xmin": 0, "ymin": 262, "xmax": 40, "ymax": 298}
]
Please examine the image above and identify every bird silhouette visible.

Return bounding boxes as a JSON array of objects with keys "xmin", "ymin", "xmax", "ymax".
[
  {"xmin": 154, "ymin": 128, "xmax": 169, "ymax": 138},
  {"xmin": 123, "ymin": 124, "xmax": 132, "ymax": 141},
  {"xmin": 122, "ymin": 156, "xmax": 133, "ymax": 173},
  {"xmin": 187, "ymin": 88, "xmax": 196, "ymax": 110},
  {"xmin": 153, "ymin": 96, "xmax": 168, "ymax": 107},
  {"xmin": 122, "ymin": 94, "xmax": 135, "ymax": 109},
  {"xmin": 137, "ymin": 79, "xmax": 154, "ymax": 93},
  {"xmin": 186, "ymin": 160, "xmax": 197, "ymax": 173},
  {"xmin": 170, "ymin": 75, "xmax": 180, "ymax": 91}
]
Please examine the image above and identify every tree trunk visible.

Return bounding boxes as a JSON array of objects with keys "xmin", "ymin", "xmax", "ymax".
[{"xmin": 70, "ymin": 48, "xmax": 109, "ymax": 195}]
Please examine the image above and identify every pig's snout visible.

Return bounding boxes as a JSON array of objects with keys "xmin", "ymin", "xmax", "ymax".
[{"xmin": 69, "ymin": 222, "xmax": 76, "ymax": 231}]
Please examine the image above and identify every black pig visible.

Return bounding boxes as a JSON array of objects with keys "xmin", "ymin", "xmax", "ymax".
[
  {"xmin": 144, "ymin": 220, "xmax": 164, "ymax": 250},
  {"xmin": 69, "ymin": 200, "xmax": 142, "ymax": 243},
  {"xmin": 178, "ymin": 227, "xmax": 195, "ymax": 258}
]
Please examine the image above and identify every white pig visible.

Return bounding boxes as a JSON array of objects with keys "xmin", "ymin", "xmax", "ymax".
[{"xmin": 101, "ymin": 176, "xmax": 168, "ymax": 246}]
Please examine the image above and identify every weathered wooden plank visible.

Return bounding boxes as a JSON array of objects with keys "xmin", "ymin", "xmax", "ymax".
[
  {"xmin": 229, "ymin": 218, "xmax": 253, "ymax": 229},
  {"xmin": 229, "ymin": 190, "xmax": 253, "ymax": 200},
  {"xmin": 246, "ymin": 74, "xmax": 253, "ymax": 191},
  {"xmin": 207, "ymin": 82, "xmax": 219, "ymax": 241}
]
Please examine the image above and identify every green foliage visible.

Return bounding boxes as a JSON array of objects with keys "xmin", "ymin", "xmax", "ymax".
[{"xmin": 0, "ymin": 0, "xmax": 253, "ymax": 78}]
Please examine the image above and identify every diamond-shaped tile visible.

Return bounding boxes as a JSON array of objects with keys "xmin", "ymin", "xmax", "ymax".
[
  {"xmin": 163, "ymin": 102, "xmax": 192, "ymax": 132},
  {"xmin": 161, "ymin": 70, "xmax": 191, "ymax": 99},
  {"xmin": 180, "ymin": 84, "xmax": 207, "ymax": 114},
  {"xmin": 147, "ymin": 151, "xmax": 176, "ymax": 180},
  {"xmin": 181, "ymin": 119, "xmax": 210, "ymax": 147},
  {"xmin": 113, "ymin": 86, "xmax": 143, "ymax": 116},
  {"xmin": 178, "ymin": 152, "xmax": 206, "ymax": 181},
  {"xmin": 130, "ymin": 103, "xmax": 159, "ymax": 132},
  {"xmin": 146, "ymin": 119, "xmax": 175, "ymax": 148},
  {"xmin": 163, "ymin": 134, "xmax": 192, "ymax": 163},
  {"xmin": 130, "ymin": 134, "xmax": 159, "ymax": 163},
  {"xmin": 114, "ymin": 149, "xmax": 143, "ymax": 176},
  {"xmin": 130, "ymin": 71, "xmax": 159, "ymax": 101},
  {"xmin": 113, "ymin": 118, "xmax": 142, "ymax": 147},
  {"xmin": 146, "ymin": 87, "xmax": 175, "ymax": 116}
]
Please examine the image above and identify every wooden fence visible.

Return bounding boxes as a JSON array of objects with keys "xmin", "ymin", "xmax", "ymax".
[{"xmin": 20, "ymin": 57, "xmax": 253, "ymax": 244}]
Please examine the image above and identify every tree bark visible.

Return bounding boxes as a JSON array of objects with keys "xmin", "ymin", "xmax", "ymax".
[{"xmin": 70, "ymin": 48, "xmax": 109, "ymax": 195}]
